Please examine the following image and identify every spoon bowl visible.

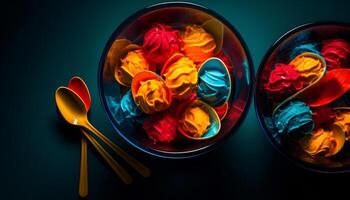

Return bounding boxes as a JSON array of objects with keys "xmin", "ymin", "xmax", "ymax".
[
  {"xmin": 55, "ymin": 87, "xmax": 88, "ymax": 126},
  {"xmin": 68, "ymin": 76, "xmax": 92, "ymax": 111}
]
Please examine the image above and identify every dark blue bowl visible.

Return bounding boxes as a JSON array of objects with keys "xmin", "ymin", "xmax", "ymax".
[
  {"xmin": 255, "ymin": 22, "xmax": 350, "ymax": 173},
  {"xmin": 98, "ymin": 2, "xmax": 254, "ymax": 159}
]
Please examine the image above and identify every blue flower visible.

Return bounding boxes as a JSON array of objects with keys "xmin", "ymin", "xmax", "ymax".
[
  {"xmin": 106, "ymin": 90, "xmax": 142, "ymax": 124},
  {"xmin": 197, "ymin": 58, "xmax": 231, "ymax": 106},
  {"xmin": 272, "ymin": 100, "xmax": 314, "ymax": 140},
  {"xmin": 289, "ymin": 43, "xmax": 320, "ymax": 61}
]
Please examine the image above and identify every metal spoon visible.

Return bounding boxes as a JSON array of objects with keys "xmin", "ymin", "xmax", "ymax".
[
  {"xmin": 55, "ymin": 86, "xmax": 132, "ymax": 184},
  {"xmin": 68, "ymin": 76, "xmax": 91, "ymax": 197},
  {"xmin": 55, "ymin": 87, "xmax": 150, "ymax": 179},
  {"xmin": 67, "ymin": 78, "xmax": 151, "ymax": 177},
  {"xmin": 81, "ymin": 129, "xmax": 134, "ymax": 184}
]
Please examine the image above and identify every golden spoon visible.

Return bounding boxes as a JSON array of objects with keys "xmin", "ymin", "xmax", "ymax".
[
  {"xmin": 79, "ymin": 136, "xmax": 88, "ymax": 196},
  {"xmin": 55, "ymin": 87, "xmax": 132, "ymax": 184},
  {"xmin": 55, "ymin": 87, "xmax": 150, "ymax": 177},
  {"xmin": 81, "ymin": 129, "xmax": 133, "ymax": 184},
  {"xmin": 68, "ymin": 77, "xmax": 91, "ymax": 197}
]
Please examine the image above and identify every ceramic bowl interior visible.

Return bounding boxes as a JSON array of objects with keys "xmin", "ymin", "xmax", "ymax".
[
  {"xmin": 255, "ymin": 22, "xmax": 350, "ymax": 172},
  {"xmin": 99, "ymin": 2, "xmax": 253, "ymax": 158}
]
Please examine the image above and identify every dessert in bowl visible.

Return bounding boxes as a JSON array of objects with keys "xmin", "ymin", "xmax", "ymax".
[
  {"xmin": 98, "ymin": 2, "xmax": 253, "ymax": 158},
  {"xmin": 255, "ymin": 22, "xmax": 350, "ymax": 172}
]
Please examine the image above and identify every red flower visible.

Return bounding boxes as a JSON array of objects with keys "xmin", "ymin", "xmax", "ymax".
[
  {"xmin": 312, "ymin": 106, "xmax": 336, "ymax": 129},
  {"xmin": 143, "ymin": 112, "xmax": 177, "ymax": 143},
  {"xmin": 143, "ymin": 24, "xmax": 182, "ymax": 67},
  {"xmin": 264, "ymin": 63, "xmax": 305, "ymax": 99},
  {"xmin": 321, "ymin": 39, "xmax": 350, "ymax": 70}
]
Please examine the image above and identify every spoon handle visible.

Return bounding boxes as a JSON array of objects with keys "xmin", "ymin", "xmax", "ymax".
[
  {"xmin": 84, "ymin": 122, "xmax": 151, "ymax": 177},
  {"xmin": 81, "ymin": 129, "xmax": 133, "ymax": 184},
  {"xmin": 78, "ymin": 136, "xmax": 88, "ymax": 198}
]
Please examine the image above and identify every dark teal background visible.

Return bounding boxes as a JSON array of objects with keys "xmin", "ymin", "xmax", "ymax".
[{"xmin": 2, "ymin": 0, "xmax": 350, "ymax": 199}]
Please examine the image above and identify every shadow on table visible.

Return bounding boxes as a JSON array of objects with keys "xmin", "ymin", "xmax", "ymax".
[{"xmin": 93, "ymin": 142, "xmax": 350, "ymax": 200}]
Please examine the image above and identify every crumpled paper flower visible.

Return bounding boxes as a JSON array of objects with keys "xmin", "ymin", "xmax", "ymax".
[
  {"xmin": 299, "ymin": 125, "xmax": 345, "ymax": 157},
  {"xmin": 312, "ymin": 106, "xmax": 336, "ymax": 130},
  {"xmin": 334, "ymin": 110, "xmax": 350, "ymax": 141},
  {"xmin": 117, "ymin": 49, "xmax": 150, "ymax": 86},
  {"xmin": 143, "ymin": 24, "xmax": 182, "ymax": 66},
  {"xmin": 289, "ymin": 43, "xmax": 320, "ymax": 61},
  {"xmin": 182, "ymin": 25, "xmax": 216, "ymax": 63},
  {"xmin": 264, "ymin": 63, "xmax": 305, "ymax": 99},
  {"xmin": 179, "ymin": 106, "xmax": 211, "ymax": 138},
  {"xmin": 163, "ymin": 56, "xmax": 198, "ymax": 100},
  {"xmin": 273, "ymin": 100, "xmax": 314, "ymax": 137},
  {"xmin": 321, "ymin": 39, "xmax": 350, "ymax": 70},
  {"xmin": 289, "ymin": 52, "xmax": 324, "ymax": 85},
  {"xmin": 106, "ymin": 91, "xmax": 142, "ymax": 124},
  {"xmin": 143, "ymin": 112, "xmax": 177, "ymax": 143},
  {"xmin": 197, "ymin": 58, "xmax": 231, "ymax": 106}
]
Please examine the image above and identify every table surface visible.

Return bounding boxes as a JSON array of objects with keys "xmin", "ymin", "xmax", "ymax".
[{"xmin": 2, "ymin": 0, "xmax": 350, "ymax": 199}]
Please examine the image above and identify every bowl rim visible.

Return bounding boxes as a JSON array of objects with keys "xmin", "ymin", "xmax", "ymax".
[
  {"xmin": 98, "ymin": 1, "xmax": 255, "ymax": 159},
  {"xmin": 254, "ymin": 21, "xmax": 350, "ymax": 173}
]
